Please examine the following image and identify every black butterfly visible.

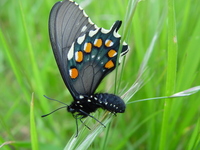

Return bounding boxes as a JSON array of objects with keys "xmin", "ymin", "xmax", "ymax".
[{"xmin": 46, "ymin": 0, "xmax": 129, "ymax": 135}]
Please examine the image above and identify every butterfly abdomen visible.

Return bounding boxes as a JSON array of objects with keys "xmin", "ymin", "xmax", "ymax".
[
  {"xmin": 94, "ymin": 93, "xmax": 126, "ymax": 113},
  {"xmin": 67, "ymin": 93, "xmax": 125, "ymax": 116}
]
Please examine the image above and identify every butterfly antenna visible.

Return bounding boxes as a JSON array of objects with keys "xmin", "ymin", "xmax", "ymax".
[
  {"xmin": 43, "ymin": 95, "xmax": 68, "ymax": 106},
  {"xmin": 41, "ymin": 106, "xmax": 67, "ymax": 117},
  {"xmin": 42, "ymin": 95, "xmax": 69, "ymax": 117}
]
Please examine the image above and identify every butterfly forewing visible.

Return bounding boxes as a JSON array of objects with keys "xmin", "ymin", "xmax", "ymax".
[{"xmin": 49, "ymin": 0, "xmax": 97, "ymax": 97}]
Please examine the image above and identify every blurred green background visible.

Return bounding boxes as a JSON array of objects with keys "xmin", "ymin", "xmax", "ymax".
[{"xmin": 0, "ymin": 0, "xmax": 200, "ymax": 149}]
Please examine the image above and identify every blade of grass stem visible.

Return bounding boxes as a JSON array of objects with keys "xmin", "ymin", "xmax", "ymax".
[
  {"xmin": 30, "ymin": 93, "xmax": 39, "ymax": 150},
  {"xmin": 159, "ymin": 0, "xmax": 178, "ymax": 149}
]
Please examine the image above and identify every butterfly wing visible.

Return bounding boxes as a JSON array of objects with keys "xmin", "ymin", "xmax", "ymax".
[
  {"xmin": 49, "ymin": 0, "xmax": 97, "ymax": 97},
  {"xmin": 67, "ymin": 21, "xmax": 129, "ymax": 96},
  {"xmin": 49, "ymin": 0, "xmax": 129, "ymax": 99}
]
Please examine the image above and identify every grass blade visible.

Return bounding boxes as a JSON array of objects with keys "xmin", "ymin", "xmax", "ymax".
[
  {"xmin": 30, "ymin": 93, "xmax": 39, "ymax": 150},
  {"xmin": 159, "ymin": 0, "xmax": 178, "ymax": 149}
]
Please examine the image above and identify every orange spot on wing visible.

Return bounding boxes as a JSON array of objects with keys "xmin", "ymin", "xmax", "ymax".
[
  {"xmin": 84, "ymin": 43, "xmax": 92, "ymax": 53},
  {"xmin": 105, "ymin": 40, "xmax": 113, "ymax": 47},
  {"xmin": 94, "ymin": 39, "xmax": 102, "ymax": 48},
  {"xmin": 69, "ymin": 68, "xmax": 79, "ymax": 79},
  {"xmin": 105, "ymin": 60, "xmax": 114, "ymax": 69},
  {"xmin": 108, "ymin": 50, "xmax": 117, "ymax": 57},
  {"xmin": 75, "ymin": 51, "xmax": 83, "ymax": 62}
]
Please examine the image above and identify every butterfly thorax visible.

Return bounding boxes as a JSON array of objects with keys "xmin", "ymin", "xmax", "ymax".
[
  {"xmin": 67, "ymin": 93, "xmax": 126, "ymax": 118},
  {"xmin": 67, "ymin": 95, "xmax": 100, "ymax": 116}
]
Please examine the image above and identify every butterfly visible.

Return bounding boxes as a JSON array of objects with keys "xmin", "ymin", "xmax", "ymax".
[{"xmin": 46, "ymin": 0, "xmax": 129, "ymax": 136}]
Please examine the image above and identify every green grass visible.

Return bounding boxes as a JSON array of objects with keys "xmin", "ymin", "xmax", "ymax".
[{"xmin": 0, "ymin": 0, "xmax": 200, "ymax": 149}]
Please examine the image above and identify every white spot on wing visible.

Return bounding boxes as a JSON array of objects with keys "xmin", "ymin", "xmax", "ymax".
[
  {"xmin": 113, "ymin": 30, "xmax": 120, "ymax": 38},
  {"xmin": 101, "ymin": 28, "xmax": 110, "ymax": 34},
  {"xmin": 77, "ymin": 34, "xmax": 86, "ymax": 44},
  {"xmin": 94, "ymin": 39, "xmax": 98, "ymax": 45},
  {"xmin": 88, "ymin": 18, "xmax": 94, "ymax": 25},
  {"xmin": 89, "ymin": 29, "xmax": 99, "ymax": 37},
  {"xmin": 123, "ymin": 41, "xmax": 128, "ymax": 46},
  {"xmin": 83, "ymin": 10, "xmax": 88, "ymax": 17},
  {"xmin": 83, "ymin": 43, "xmax": 87, "ymax": 51},
  {"xmin": 94, "ymin": 24, "xmax": 99, "ymax": 29},
  {"xmin": 120, "ymin": 42, "xmax": 129, "ymax": 56},
  {"xmin": 75, "ymin": 51, "xmax": 79, "ymax": 61},
  {"xmin": 74, "ymin": 2, "xmax": 79, "ymax": 6},
  {"xmin": 79, "ymin": 95, "xmax": 84, "ymax": 99},
  {"xmin": 69, "ymin": 69, "xmax": 73, "ymax": 77},
  {"xmin": 68, "ymin": 43, "xmax": 75, "ymax": 60},
  {"xmin": 107, "ymin": 21, "xmax": 121, "ymax": 38},
  {"xmin": 81, "ymin": 25, "xmax": 87, "ymax": 32},
  {"xmin": 120, "ymin": 50, "xmax": 128, "ymax": 56},
  {"xmin": 79, "ymin": 6, "xmax": 83, "ymax": 10},
  {"xmin": 119, "ymin": 42, "xmax": 129, "ymax": 63}
]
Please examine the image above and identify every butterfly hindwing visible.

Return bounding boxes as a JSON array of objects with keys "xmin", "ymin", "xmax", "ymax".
[{"xmin": 67, "ymin": 21, "xmax": 129, "ymax": 96}]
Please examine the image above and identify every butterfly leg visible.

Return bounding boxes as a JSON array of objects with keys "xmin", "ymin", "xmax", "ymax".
[
  {"xmin": 74, "ymin": 113, "xmax": 91, "ymax": 130},
  {"xmin": 79, "ymin": 109, "xmax": 106, "ymax": 128},
  {"xmin": 73, "ymin": 113, "xmax": 91, "ymax": 137},
  {"xmin": 80, "ymin": 118, "xmax": 91, "ymax": 130},
  {"xmin": 73, "ymin": 114, "xmax": 79, "ymax": 137}
]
